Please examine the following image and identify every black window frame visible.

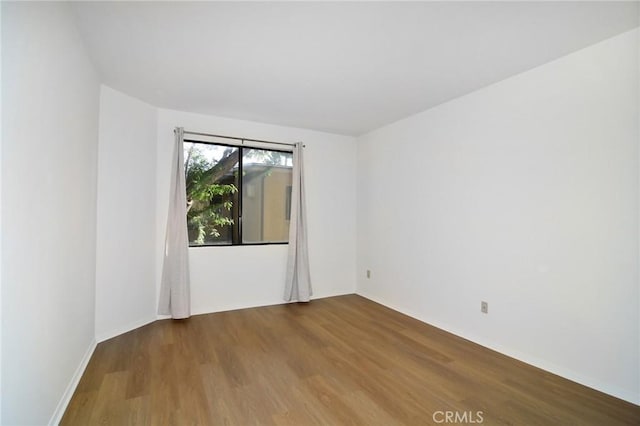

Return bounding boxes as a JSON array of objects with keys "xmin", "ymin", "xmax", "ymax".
[{"xmin": 184, "ymin": 138, "xmax": 293, "ymax": 248}]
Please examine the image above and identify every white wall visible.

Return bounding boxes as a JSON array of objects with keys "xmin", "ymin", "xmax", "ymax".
[
  {"xmin": 0, "ymin": 3, "xmax": 4, "ymax": 421},
  {"xmin": 95, "ymin": 86, "xmax": 157, "ymax": 342},
  {"xmin": 156, "ymin": 109, "xmax": 357, "ymax": 315},
  {"xmin": 357, "ymin": 29, "xmax": 639, "ymax": 404},
  {"xmin": 1, "ymin": 3, "xmax": 100, "ymax": 425}
]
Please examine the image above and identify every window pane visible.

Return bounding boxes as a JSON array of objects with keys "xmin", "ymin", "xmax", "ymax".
[
  {"xmin": 242, "ymin": 148, "xmax": 293, "ymax": 243},
  {"xmin": 184, "ymin": 142, "xmax": 239, "ymax": 246}
]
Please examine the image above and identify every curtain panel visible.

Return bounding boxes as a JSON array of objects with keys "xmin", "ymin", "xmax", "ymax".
[
  {"xmin": 158, "ymin": 127, "xmax": 191, "ymax": 318},
  {"xmin": 284, "ymin": 142, "xmax": 312, "ymax": 302}
]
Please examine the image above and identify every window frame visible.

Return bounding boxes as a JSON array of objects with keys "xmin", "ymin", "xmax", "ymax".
[{"xmin": 184, "ymin": 138, "xmax": 293, "ymax": 248}]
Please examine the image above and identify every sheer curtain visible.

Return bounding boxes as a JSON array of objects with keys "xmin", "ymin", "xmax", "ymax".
[
  {"xmin": 284, "ymin": 143, "xmax": 312, "ymax": 302},
  {"xmin": 158, "ymin": 127, "xmax": 191, "ymax": 318}
]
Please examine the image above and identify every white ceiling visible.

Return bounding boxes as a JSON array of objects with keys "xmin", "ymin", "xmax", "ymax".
[{"xmin": 71, "ymin": 1, "xmax": 639, "ymax": 136}]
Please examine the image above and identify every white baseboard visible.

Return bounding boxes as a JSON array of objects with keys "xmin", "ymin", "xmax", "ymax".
[
  {"xmin": 186, "ymin": 291, "xmax": 355, "ymax": 318},
  {"xmin": 96, "ymin": 316, "xmax": 157, "ymax": 343},
  {"xmin": 357, "ymin": 291, "xmax": 640, "ymax": 406},
  {"xmin": 49, "ymin": 339, "xmax": 97, "ymax": 426}
]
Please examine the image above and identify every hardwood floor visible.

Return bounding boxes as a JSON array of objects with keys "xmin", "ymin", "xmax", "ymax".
[{"xmin": 61, "ymin": 295, "xmax": 640, "ymax": 425}]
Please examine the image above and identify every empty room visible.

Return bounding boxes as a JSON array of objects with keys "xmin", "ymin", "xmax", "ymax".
[{"xmin": 2, "ymin": 1, "xmax": 639, "ymax": 425}]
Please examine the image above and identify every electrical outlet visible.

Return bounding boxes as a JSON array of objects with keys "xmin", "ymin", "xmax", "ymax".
[
  {"xmin": 366, "ymin": 270, "xmax": 371, "ymax": 279},
  {"xmin": 481, "ymin": 301, "xmax": 488, "ymax": 314}
]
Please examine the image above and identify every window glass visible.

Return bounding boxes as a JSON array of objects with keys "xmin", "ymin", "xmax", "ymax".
[
  {"xmin": 184, "ymin": 141, "xmax": 292, "ymax": 246},
  {"xmin": 184, "ymin": 142, "xmax": 239, "ymax": 245},
  {"xmin": 242, "ymin": 149, "xmax": 293, "ymax": 243}
]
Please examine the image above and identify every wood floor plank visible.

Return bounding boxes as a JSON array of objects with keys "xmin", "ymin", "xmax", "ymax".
[{"xmin": 61, "ymin": 294, "xmax": 640, "ymax": 425}]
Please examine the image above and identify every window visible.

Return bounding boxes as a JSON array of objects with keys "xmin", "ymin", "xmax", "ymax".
[{"xmin": 184, "ymin": 140, "xmax": 293, "ymax": 246}]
